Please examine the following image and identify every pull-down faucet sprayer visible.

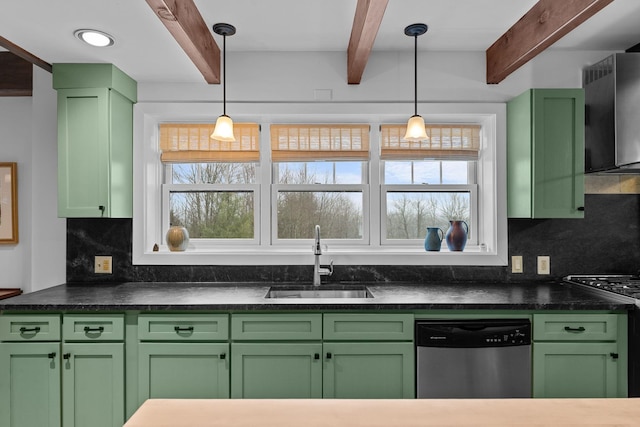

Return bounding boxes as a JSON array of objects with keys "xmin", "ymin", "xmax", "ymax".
[{"xmin": 313, "ymin": 225, "xmax": 333, "ymax": 286}]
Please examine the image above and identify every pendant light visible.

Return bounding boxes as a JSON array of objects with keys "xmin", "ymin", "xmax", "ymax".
[
  {"xmin": 211, "ymin": 23, "xmax": 236, "ymax": 142},
  {"xmin": 403, "ymin": 23, "xmax": 429, "ymax": 142}
]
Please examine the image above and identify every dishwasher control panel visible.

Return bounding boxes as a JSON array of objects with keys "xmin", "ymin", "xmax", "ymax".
[{"xmin": 415, "ymin": 319, "xmax": 531, "ymax": 348}]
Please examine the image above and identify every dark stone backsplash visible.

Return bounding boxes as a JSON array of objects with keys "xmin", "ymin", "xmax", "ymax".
[{"xmin": 67, "ymin": 194, "xmax": 640, "ymax": 283}]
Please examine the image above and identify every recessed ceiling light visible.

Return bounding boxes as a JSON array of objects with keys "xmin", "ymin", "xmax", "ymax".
[{"xmin": 74, "ymin": 29, "xmax": 115, "ymax": 47}]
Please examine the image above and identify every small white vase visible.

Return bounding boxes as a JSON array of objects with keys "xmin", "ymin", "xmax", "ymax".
[{"xmin": 166, "ymin": 226, "xmax": 189, "ymax": 251}]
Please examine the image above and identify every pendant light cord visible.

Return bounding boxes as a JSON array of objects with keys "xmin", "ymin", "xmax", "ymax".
[
  {"xmin": 413, "ymin": 33, "xmax": 418, "ymax": 117},
  {"xmin": 222, "ymin": 33, "xmax": 227, "ymax": 116}
]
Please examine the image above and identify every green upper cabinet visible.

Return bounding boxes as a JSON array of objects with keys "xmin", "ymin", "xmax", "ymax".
[
  {"xmin": 507, "ymin": 89, "xmax": 585, "ymax": 218},
  {"xmin": 53, "ymin": 63, "xmax": 137, "ymax": 218}
]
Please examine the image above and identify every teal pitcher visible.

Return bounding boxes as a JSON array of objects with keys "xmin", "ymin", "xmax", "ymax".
[{"xmin": 424, "ymin": 227, "xmax": 444, "ymax": 252}]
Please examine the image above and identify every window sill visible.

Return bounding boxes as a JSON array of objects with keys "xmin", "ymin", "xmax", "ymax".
[{"xmin": 133, "ymin": 246, "xmax": 508, "ymax": 266}]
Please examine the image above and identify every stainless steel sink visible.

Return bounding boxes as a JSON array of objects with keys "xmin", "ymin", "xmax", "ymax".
[{"xmin": 265, "ymin": 285, "xmax": 373, "ymax": 299}]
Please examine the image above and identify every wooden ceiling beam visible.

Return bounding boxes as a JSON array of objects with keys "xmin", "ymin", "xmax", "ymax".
[
  {"xmin": 145, "ymin": 0, "xmax": 221, "ymax": 84},
  {"xmin": 486, "ymin": 0, "xmax": 614, "ymax": 84},
  {"xmin": 0, "ymin": 36, "xmax": 52, "ymax": 73},
  {"xmin": 347, "ymin": 0, "xmax": 389, "ymax": 85},
  {"xmin": 0, "ymin": 52, "xmax": 33, "ymax": 96}
]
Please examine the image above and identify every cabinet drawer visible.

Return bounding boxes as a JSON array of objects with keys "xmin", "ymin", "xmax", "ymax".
[
  {"xmin": 63, "ymin": 314, "xmax": 124, "ymax": 341},
  {"xmin": 533, "ymin": 314, "xmax": 618, "ymax": 341},
  {"xmin": 138, "ymin": 314, "xmax": 229, "ymax": 341},
  {"xmin": 0, "ymin": 315, "xmax": 61, "ymax": 342},
  {"xmin": 323, "ymin": 314, "xmax": 414, "ymax": 341},
  {"xmin": 231, "ymin": 314, "xmax": 322, "ymax": 341}
]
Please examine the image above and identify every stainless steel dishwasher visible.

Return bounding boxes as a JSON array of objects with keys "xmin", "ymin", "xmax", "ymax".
[{"xmin": 416, "ymin": 319, "xmax": 531, "ymax": 398}]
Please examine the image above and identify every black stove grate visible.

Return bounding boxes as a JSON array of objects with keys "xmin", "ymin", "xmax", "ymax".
[{"xmin": 564, "ymin": 275, "xmax": 640, "ymax": 299}]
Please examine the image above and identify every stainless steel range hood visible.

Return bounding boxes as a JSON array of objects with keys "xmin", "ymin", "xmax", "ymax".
[{"xmin": 583, "ymin": 53, "xmax": 640, "ymax": 173}]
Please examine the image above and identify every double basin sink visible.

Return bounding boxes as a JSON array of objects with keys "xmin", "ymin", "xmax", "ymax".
[{"xmin": 265, "ymin": 284, "xmax": 373, "ymax": 299}]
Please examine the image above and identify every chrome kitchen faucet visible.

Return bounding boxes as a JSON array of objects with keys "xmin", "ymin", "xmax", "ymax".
[{"xmin": 313, "ymin": 225, "xmax": 333, "ymax": 286}]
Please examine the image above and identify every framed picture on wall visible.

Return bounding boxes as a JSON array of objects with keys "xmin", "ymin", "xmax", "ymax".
[{"xmin": 0, "ymin": 162, "xmax": 18, "ymax": 244}]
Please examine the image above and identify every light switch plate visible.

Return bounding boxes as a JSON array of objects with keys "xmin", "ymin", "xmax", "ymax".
[
  {"xmin": 537, "ymin": 256, "xmax": 550, "ymax": 275},
  {"xmin": 95, "ymin": 256, "xmax": 112, "ymax": 274},
  {"xmin": 511, "ymin": 256, "xmax": 523, "ymax": 273}
]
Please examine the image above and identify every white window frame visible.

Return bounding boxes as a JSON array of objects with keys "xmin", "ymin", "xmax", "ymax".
[{"xmin": 132, "ymin": 102, "xmax": 507, "ymax": 266}]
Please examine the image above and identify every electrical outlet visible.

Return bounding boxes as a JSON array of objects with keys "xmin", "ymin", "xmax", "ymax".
[
  {"xmin": 95, "ymin": 256, "xmax": 112, "ymax": 274},
  {"xmin": 537, "ymin": 256, "xmax": 550, "ymax": 275},
  {"xmin": 511, "ymin": 256, "xmax": 523, "ymax": 273}
]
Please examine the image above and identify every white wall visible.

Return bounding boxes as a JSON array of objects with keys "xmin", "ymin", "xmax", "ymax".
[
  {"xmin": 0, "ymin": 96, "xmax": 30, "ymax": 289},
  {"xmin": 137, "ymin": 49, "xmax": 613, "ymax": 103},
  {"xmin": 0, "ymin": 67, "xmax": 65, "ymax": 293},
  {"xmin": 28, "ymin": 68, "xmax": 66, "ymax": 292}
]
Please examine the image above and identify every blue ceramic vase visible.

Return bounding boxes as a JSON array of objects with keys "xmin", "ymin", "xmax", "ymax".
[{"xmin": 424, "ymin": 227, "xmax": 444, "ymax": 251}]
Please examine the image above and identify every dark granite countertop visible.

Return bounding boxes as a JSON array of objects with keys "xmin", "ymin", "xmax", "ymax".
[{"xmin": 0, "ymin": 281, "xmax": 635, "ymax": 312}]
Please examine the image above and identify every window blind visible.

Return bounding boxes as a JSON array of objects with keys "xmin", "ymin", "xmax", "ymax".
[
  {"xmin": 271, "ymin": 124, "xmax": 370, "ymax": 161},
  {"xmin": 159, "ymin": 123, "xmax": 260, "ymax": 163},
  {"xmin": 380, "ymin": 124, "xmax": 480, "ymax": 160}
]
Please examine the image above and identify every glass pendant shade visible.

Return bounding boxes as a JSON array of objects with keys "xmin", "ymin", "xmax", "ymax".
[
  {"xmin": 211, "ymin": 114, "xmax": 235, "ymax": 142},
  {"xmin": 403, "ymin": 115, "xmax": 428, "ymax": 142}
]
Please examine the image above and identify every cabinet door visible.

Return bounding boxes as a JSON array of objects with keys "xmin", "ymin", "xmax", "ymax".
[
  {"xmin": 138, "ymin": 343, "xmax": 229, "ymax": 403},
  {"xmin": 533, "ymin": 342, "xmax": 620, "ymax": 398},
  {"xmin": 231, "ymin": 343, "xmax": 322, "ymax": 398},
  {"xmin": 57, "ymin": 88, "xmax": 110, "ymax": 217},
  {"xmin": 507, "ymin": 88, "xmax": 585, "ymax": 219},
  {"xmin": 322, "ymin": 342, "xmax": 414, "ymax": 399},
  {"xmin": 531, "ymin": 89, "xmax": 585, "ymax": 218},
  {"xmin": 62, "ymin": 343, "xmax": 124, "ymax": 427},
  {"xmin": 0, "ymin": 343, "xmax": 61, "ymax": 427}
]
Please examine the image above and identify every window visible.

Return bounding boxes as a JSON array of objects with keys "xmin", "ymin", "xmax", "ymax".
[
  {"xmin": 133, "ymin": 102, "xmax": 507, "ymax": 266},
  {"xmin": 270, "ymin": 124, "xmax": 369, "ymax": 244},
  {"xmin": 159, "ymin": 123, "xmax": 261, "ymax": 245},
  {"xmin": 380, "ymin": 124, "xmax": 479, "ymax": 246}
]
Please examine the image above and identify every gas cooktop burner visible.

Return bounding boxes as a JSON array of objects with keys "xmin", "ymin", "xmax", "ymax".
[{"xmin": 565, "ymin": 275, "xmax": 640, "ymax": 299}]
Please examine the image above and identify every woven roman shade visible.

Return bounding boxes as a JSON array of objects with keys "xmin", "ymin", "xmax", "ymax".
[
  {"xmin": 380, "ymin": 124, "xmax": 480, "ymax": 160},
  {"xmin": 159, "ymin": 123, "xmax": 260, "ymax": 163},
  {"xmin": 271, "ymin": 124, "xmax": 370, "ymax": 161}
]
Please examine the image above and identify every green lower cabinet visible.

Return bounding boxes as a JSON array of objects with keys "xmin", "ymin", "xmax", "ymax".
[
  {"xmin": 62, "ymin": 343, "xmax": 124, "ymax": 427},
  {"xmin": 231, "ymin": 343, "xmax": 323, "ymax": 398},
  {"xmin": 323, "ymin": 342, "xmax": 414, "ymax": 399},
  {"xmin": 0, "ymin": 342, "xmax": 62, "ymax": 427},
  {"xmin": 533, "ymin": 342, "xmax": 620, "ymax": 398},
  {"xmin": 138, "ymin": 343, "xmax": 229, "ymax": 402}
]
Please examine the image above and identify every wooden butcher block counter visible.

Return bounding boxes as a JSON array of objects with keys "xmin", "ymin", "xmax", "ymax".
[{"xmin": 124, "ymin": 398, "xmax": 640, "ymax": 426}]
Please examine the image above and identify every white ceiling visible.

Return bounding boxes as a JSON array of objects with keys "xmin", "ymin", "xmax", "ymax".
[{"xmin": 2, "ymin": 0, "xmax": 640, "ymax": 83}]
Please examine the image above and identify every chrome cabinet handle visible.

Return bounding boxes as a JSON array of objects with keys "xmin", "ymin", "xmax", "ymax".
[
  {"xmin": 84, "ymin": 326, "xmax": 105, "ymax": 333},
  {"xmin": 20, "ymin": 326, "xmax": 41, "ymax": 333},
  {"xmin": 564, "ymin": 326, "xmax": 586, "ymax": 332},
  {"xmin": 174, "ymin": 326, "xmax": 194, "ymax": 332}
]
